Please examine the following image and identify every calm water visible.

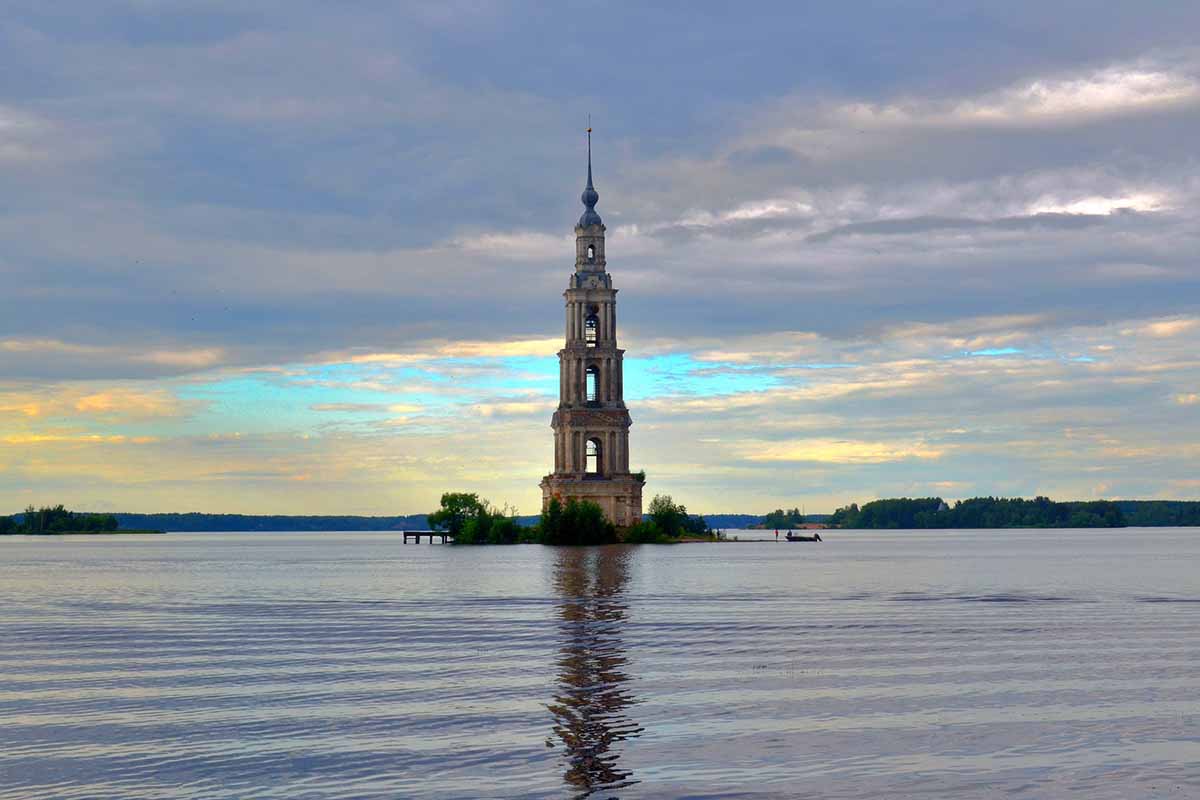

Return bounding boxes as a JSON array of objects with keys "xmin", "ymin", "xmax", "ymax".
[{"xmin": 1, "ymin": 529, "xmax": 1198, "ymax": 799}]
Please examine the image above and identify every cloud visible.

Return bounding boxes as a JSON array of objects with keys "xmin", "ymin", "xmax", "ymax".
[
  {"xmin": 454, "ymin": 232, "xmax": 571, "ymax": 260},
  {"xmin": 388, "ymin": 403, "xmax": 427, "ymax": 414},
  {"xmin": 471, "ymin": 399, "xmax": 553, "ymax": 417},
  {"xmin": 331, "ymin": 338, "xmax": 562, "ymax": 367},
  {"xmin": 673, "ymin": 198, "xmax": 817, "ymax": 230},
  {"xmin": 0, "ymin": 386, "xmax": 185, "ymax": 421},
  {"xmin": 0, "ymin": 401, "xmax": 41, "ymax": 418},
  {"xmin": 1, "ymin": 339, "xmax": 100, "ymax": 356},
  {"xmin": 0, "ymin": 106, "xmax": 52, "ymax": 164},
  {"xmin": 1, "ymin": 432, "xmax": 152, "ymax": 445},
  {"xmin": 933, "ymin": 66, "xmax": 1200, "ymax": 126},
  {"xmin": 438, "ymin": 338, "xmax": 562, "ymax": 358},
  {"xmin": 308, "ymin": 402, "xmax": 424, "ymax": 414},
  {"xmin": 750, "ymin": 63, "xmax": 1200, "ymax": 165},
  {"xmin": 1135, "ymin": 318, "xmax": 1200, "ymax": 338},
  {"xmin": 745, "ymin": 439, "xmax": 945, "ymax": 464},
  {"xmin": 72, "ymin": 389, "xmax": 183, "ymax": 419},
  {"xmin": 805, "ymin": 212, "xmax": 1113, "ymax": 243},
  {"xmin": 1027, "ymin": 192, "xmax": 1170, "ymax": 215},
  {"xmin": 0, "ymin": 339, "xmax": 229, "ymax": 379},
  {"xmin": 141, "ymin": 349, "xmax": 226, "ymax": 368}
]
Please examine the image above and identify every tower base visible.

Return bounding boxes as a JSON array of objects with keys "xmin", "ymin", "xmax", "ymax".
[{"xmin": 540, "ymin": 473, "xmax": 644, "ymax": 528}]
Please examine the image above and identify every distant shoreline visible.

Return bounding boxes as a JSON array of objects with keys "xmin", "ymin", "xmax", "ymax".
[
  {"xmin": 0, "ymin": 529, "xmax": 165, "ymax": 536},
  {"xmin": 6, "ymin": 498, "xmax": 1199, "ymax": 533}
]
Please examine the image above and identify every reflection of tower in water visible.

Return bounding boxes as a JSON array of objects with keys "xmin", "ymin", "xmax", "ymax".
[{"xmin": 548, "ymin": 547, "xmax": 642, "ymax": 797}]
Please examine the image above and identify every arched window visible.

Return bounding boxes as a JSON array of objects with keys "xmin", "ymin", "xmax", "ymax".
[
  {"xmin": 585, "ymin": 314, "xmax": 598, "ymax": 347},
  {"xmin": 585, "ymin": 365, "xmax": 599, "ymax": 403},
  {"xmin": 586, "ymin": 438, "xmax": 602, "ymax": 474},
  {"xmin": 586, "ymin": 244, "xmax": 595, "ymax": 261}
]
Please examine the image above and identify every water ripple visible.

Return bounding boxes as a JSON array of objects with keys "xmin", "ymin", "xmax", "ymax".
[{"xmin": 1, "ymin": 529, "xmax": 1199, "ymax": 798}]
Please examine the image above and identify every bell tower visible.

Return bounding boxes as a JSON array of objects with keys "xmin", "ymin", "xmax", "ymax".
[{"xmin": 540, "ymin": 129, "xmax": 644, "ymax": 526}]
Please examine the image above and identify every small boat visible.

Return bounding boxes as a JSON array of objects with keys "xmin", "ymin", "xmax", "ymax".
[{"xmin": 785, "ymin": 532, "xmax": 822, "ymax": 542}]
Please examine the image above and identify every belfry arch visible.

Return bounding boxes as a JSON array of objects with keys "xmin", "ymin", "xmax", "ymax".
[
  {"xmin": 586, "ymin": 437, "xmax": 602, "ymax": 475},
  {"xmin": 540, "ymin": 129, "xmax": 644, "ymax": 526},
  {"xmin": 585, "ymin": 365, "xmax": 600, "ymax": 403}
]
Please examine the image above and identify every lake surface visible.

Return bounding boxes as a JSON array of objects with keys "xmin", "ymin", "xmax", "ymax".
[{"xmin": 1, "ymin": 529, "xmax": 1198, "ymax": 799}]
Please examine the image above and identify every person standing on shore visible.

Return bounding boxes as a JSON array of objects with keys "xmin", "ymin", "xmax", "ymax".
[{"xmin": 775, "ymin": 529, "xmax": 779, "ymax": 541}]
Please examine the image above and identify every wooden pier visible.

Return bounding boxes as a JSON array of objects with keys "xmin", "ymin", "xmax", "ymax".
[{"xmin": 402, "ymin": 530, "xmax": 454, "ymax": 544}]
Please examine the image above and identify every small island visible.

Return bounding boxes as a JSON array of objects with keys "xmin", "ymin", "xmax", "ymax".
[
  {"xmin": 1, "ymin": 505, "xmax": 163, "ymax": 535},
  {"xmin": 428, "ymin": 492, "xmax": 714, "ymax": 545}
]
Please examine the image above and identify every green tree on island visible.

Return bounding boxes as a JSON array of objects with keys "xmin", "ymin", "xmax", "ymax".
[
  {"xmin": 427, "ymin": 493, "xmax": 486, "ymax": 537},
  {"xmin": 427, "ymin": 492, "xmax": 525, "ymax": 545},
  {"xmin": 648, "ymin": 494, "xmax": 688, "ymax": 537},
  {"xmin": 4, "ymin": 505, "xmax": 119, "ymax": 534},
  {"xmin": 761, "ymin": 507, "xmax": 805, "ymax": 528},
  {"xmin": 624, "ymin": 494, "xmax": 710, "ymax": 543}
]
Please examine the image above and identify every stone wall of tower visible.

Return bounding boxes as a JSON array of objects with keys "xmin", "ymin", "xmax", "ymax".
[
  {"xmin": 575, "ymin": 229, "xmax": 606, "ymax": 269},
  {"xmin": 549, "ymin": 270, "xmax": 632, "ymax": 483}
]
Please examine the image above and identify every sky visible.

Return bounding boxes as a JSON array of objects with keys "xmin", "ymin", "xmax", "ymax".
[{"xmin": 2, "ymin": 1, "xmax": 1199, "ymax": 516}]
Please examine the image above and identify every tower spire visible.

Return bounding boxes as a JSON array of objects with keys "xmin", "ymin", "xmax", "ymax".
[
  {"xmin": 579, "ymin": 119, "xmax": 602, "ymax": 227},
  {"xmin": 586, "ymin": 117, "xmax": 593, "ymax": 190}
]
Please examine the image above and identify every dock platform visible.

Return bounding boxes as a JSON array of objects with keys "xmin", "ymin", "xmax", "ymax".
[{"xmin": 402, "ymin": 530, "xmax": 454, "ymax": 544}]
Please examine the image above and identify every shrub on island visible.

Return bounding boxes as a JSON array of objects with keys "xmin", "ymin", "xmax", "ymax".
[
  {"xmin": 622, "ymin": 519, "xmax": 672, "ymax": 544},
  {"xmin": 538, "ymin": 498, "xmax": 617, "ymax": 546}
]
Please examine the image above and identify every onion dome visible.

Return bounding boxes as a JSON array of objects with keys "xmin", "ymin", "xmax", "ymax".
[{"xmin": 579, "ymin": 128, "xmax": 602, "ymax": 227}]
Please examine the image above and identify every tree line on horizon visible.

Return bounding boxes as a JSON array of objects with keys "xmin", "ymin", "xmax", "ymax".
[
  {"xmin": 5, "ymin": 499, "xmax": 1198, "ymax": 533},
  {"xmin": 829, "ymin": 496, "xmax": 1135, "ymax": 529}
]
